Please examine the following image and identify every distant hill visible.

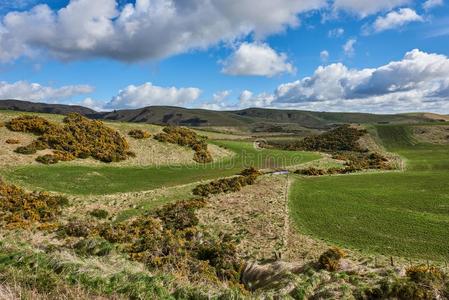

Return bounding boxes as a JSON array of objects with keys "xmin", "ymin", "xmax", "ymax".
[{"xmin": 0, "ymin": 99, "xmax": 436, "ymax": 131}]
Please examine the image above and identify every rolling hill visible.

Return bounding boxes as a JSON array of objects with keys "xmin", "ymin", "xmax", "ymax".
[{"xmin": 0, "ymin": 99, "xmax": 439, "ymax": 130}]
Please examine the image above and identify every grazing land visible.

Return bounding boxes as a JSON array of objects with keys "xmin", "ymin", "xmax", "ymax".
[
  {"xmin": 1, "ymin": 106, "xmax": 449, "ymax": 299},
  {"xmin": 290, "ymin": 123, "xmax": 449, "ymax": 260}
]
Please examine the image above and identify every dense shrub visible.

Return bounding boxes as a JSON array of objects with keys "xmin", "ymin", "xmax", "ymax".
[
  {"xmin": 60, "ymin": 199, "xmax": 244, "ymax": 287},
  {"xmin": 154, "ymin": 199, "xmax": 206, "ymax": 231},
  {"xmin": 192, "ymin": 169, "xmax": 261, "ymax": 197},
  {"xmin": 0, "ymin": 179, "xmax": 68, "ymax": 229},
  {"xmin": 154, "ymin": 126, "xmax": 213, "ymax": 163},
  {"xmin": 363, "ymin": 266, "xmax": 447, "ymax": 300},
  {"xmin": 5, "ymin": 139, "xmax": 20, "ymax": 144},
  {"xmin": 36, "ymin": 154, "xmax": 59, "ymax": 165},
  {"xmin": 268, "ymin": 125, "xmax": 367, "ymax": 153},
  {"xmin": 318, "ymin": 247, "xmax": 346, "ymax": 271},
  {"xmin": 128, "ymin": 129, "xmax": 151, "ymax": 139},
  {"xmin": 6, "ymin": 115, "xmax": 57, "ymax": 135},
  {"xmin": 7, "ymin": 114, "xmax": 132, "ymax": 163},
  {"xmin": 73, "ymin": 238, "xmax": 113, "ymax": 256},
  {"xmin": 89, "ymin": 209, "xmax": 109, "ymax": 219}
]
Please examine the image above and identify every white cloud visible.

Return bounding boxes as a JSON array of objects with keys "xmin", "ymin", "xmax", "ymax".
[
  {"xmin": 269, "ymin": 49, "xmax": 449, "ymax": 113},
  {"xmin": 106, "ymin": 82, "xmax": 201, "ymax": 109},
  {"xmin": 369, "ymin": 8, "xmax": 423, "ymax": 34},
  {"xmin": 239, "ymin": 90, "xmax": 275, "ymax": 108},
  {"xmin": 0, "ymin": 0, "xmax": 327, "ymax": 62},
  {"xmin": 0, "ymin": 80, "xmax": 94, "ymax": 102},
  {"xmin": 221, "ymin": 42, "xmax": 295, "ymax": 77},
  {"xmin": 320, "ymin": 50, "xmax": 329, "ymax": 62},
  {"xmin": 213, "ymin": 90, "xmax": 231, "ymax": 102},
  {"xmin": 328, "ymin": 28, "xmax": 344, "ymax": 37},
  {"xmin": 343, "ymin": 38, "xmax": 356, "ymax": 56},
  {"xmin": 423, "ymin": 0, "xmax": 444, "ymax": 10},
  {"xmin": 332, "ymin": 0, "xmax": 410, "ymax": 17}
]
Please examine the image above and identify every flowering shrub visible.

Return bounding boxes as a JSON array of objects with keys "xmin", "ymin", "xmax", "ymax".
[{"xmin": 154, "ymin": 126, "xmax": 213, "ymax": 163}]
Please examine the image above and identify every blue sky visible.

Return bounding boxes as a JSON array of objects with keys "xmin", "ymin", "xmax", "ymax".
[{"xmin": 0, "ymin": 0, "xmax": 449, "ymax": 113}]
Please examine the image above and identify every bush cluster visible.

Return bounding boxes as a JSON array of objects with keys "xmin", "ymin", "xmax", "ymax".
[
  {"xmin": 128, "ymin": 129, "xmax": 151, "ymax": 139},
  {"xmin": 6, "ymin": 113, "xmax": 133, "ymax": 163},
  {"xmin": 60, "ymin": 199, "xmax": 244, "ymax": 286},
  {"xmin": 333, "ymin": 152, "xmax": 392, "ymax": 171},
  {"xmin": 0, "ymin": 179, "xmax": 68, "ymax": 229},
  {"xmin": 364, "ymin": 265, "xmax": 448, "ymax": 300},
  {"xmin": 192, "ymin": 168, "xmax": 261, "ymax": 197},
  {"xmin": 318, "ymin": 247, "xmax": 346, "ymax": 272},
  {"xmin": 89, "ymin": 209, "xmax": 109, "ymax": 219},
  {"xmin": 5, "ymin": 139, "xmax": 20, "ymax": 144},
  {"xmin": 269, "ymin": 125, "xmax": 367, "ymax": 153},
  {"xmin": 154, "ymin": 126, "xmax": 213, "ymax": 163}
]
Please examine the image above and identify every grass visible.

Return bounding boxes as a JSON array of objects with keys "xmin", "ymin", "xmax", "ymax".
[
  {"xmin": 289, "ymin": 124, "xmax": 449, "ymax": 261},
  {"xmin": 2, "ymin": 140, "xmax": 320, "ymax": 195}
]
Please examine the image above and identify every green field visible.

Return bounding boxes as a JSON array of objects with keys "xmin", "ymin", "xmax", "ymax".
[
  {"xmin": 290, "ymin": 124, "xmax": 449, "ymax": 260},
  {"xmin": 2, "ymin": 140, "xmax": 319, "ymax": 195}
]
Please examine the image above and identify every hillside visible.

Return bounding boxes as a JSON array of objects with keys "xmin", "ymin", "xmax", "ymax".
[{"xmin": 0, "ymin": 100, "xmax": 435, "ymax": 131}]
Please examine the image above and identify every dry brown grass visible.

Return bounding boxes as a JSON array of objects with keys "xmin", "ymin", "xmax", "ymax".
[
  {"xmin": 0, "ymin": 111, "xmax": 234, "ymax": 168},
  {"xmin": 413, "ymin": 125, "xmax": 449, "ymax": 145}
]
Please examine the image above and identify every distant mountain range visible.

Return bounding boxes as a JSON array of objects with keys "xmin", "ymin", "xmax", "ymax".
[{"xmin": 0, "ymin": 99, "xmax": 446, "ymax": 131}]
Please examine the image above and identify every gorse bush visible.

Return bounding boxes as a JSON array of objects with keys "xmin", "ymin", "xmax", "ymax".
[
  {"xmin": 268, "ymin": 125, "xmax": 367, "ymax": 153},
  {"xmin": 60, "ymin": 199, "xmax": 244, "ymax": 287},
  {"xmin": 6, "ymin": 115, "xmax": 57, "ymax": 135},
  {"xmin": 5, "ymin": 139, "xmax": 20, "ymax": 144},
  {"xmin": 0, "ymin": 179, "xmax": 68, "ymax": 229},
  {"xmin": 89, "ymin": 208, "xmax": 109, "ymax": 219},
  {"xmin": 154, "ymin": 126, "xmax": 213, "ymax": 163},
  {"xmin": 128, "ymin": 129, "xmax": 151, "ymax": 139},
  {"xmin": 192, "ymin": 168, "xmax": 261, "ymax": 197},
  {"xmin": 318, "ymin": 247, "xmax": 346, "ymax": 272},
  {"xmin": 6, "ymin": 113, "xmax": 132, "ymax": 163},
  {"xmin": 36, "ymin": 154, "xmax": 59, "ymax": 165},
  {"xmin": 363, "ymin": 265, "xmax": 447, "ymax": 300}
]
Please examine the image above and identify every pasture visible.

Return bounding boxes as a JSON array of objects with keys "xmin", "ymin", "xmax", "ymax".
[{"xmin": 290, "ymin": 124, "xmax": 449, "ymax": 260}]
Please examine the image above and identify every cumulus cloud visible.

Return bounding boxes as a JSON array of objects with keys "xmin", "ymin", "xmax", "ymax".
[
  {"xmin": 0, "ymin": 80, "xmax": 94, "ymax": 102},
  {"xmin": 105, "ymin": 82, "xmax": 201, "ymax": 109},
  {"xmin": 343, "ymin": 39, "xmax": 356, "ymax": 56},
  {"xmin": 221, "ymin": 42, "xmax": 295, "ymax": 77},
  {"xmin": 332, "ymin": 0, "xmax": 410, "ymax": 17},
  {"xmin": 368, "ymin": 8, "xmax": 423, "ymax": 34},
  {"xmin": 0, "ymin": 0, "xmax": 326, "ymax": 62},
  {"xmin": 320, "ymin": 50, "xmax": 329, "ymax": 62},
  {"xmin": 423, "ymin": 0, "xmax": 444, "ymax": 10},
  {"xmin": 239, "ymin": 90, "xmax": 275, "ymax": 108},
  {"xmin": 270, "ymin": 49, "xmax": 449, "ymax": 113}
]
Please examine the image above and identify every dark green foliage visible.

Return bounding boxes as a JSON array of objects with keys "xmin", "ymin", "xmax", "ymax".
[
  {"xmin": 0, "ymin": 180, "xmax": 68, "ymax": 229},
  {"xmin": 192, "ymin": 168, "xmax": 261, "ymax": 197},
  {"xmin": 89, "ymin": 209, "xmax": 109, "ymax": 219},
  {"xmin": 14, "ymin": 145, "xmax": 37, "ymax": 155},
  {"xmin": 153, "ymin": 199, "xmax": 206, "ymax": 231},
  {"xmin": 60, "ymin": 199, "xmax": 244, "ymax": 288},
  {"xmin": 318, "ymin": 247, "xmax": 346, "ymax": 271},
  {"xmin": 7, "ymin": 113, "xmax": 132, "ymax": 163},
  {"xmin": 363, "ymin": 265, "xmax": 447, "ymax": 300},
  {"xmin": 154, "ymin": 126, "xmax": 213, "ymax": 163},
  {"xmin": 36, "ymin": 154, "xmax": 59, "ymax": 165},
  {"xmin": 5, "ymin": 139, "xmax": 20, "ymax": 144},
  {"xmin": 128, "ymin": 129, "xmax": 151, "ymax": 139},
  {"xmin": 269, "ymin": 125, "xmax": 367, "ymax": 153},
  {"xmin": 73, "ymin": 238, "xmax": 113, "ymax": 256}
]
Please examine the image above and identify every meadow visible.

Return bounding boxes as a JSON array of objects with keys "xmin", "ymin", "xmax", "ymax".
[
  {"xmin": 2, "ymin": 140, "xmax": 319, "ymax": 195},
  {"xmin": 290, "ymin": 124, "xmax": 449, "ymax": 260}
]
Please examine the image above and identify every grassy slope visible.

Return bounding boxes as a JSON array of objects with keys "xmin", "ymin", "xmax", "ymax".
[
  {"xmin": 2, "ymin": 140, "xmax": 320, "ymax": 195},
  {"xmin": 289, "ymin": 124, "xmax": 449, "ymax": 260}
]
